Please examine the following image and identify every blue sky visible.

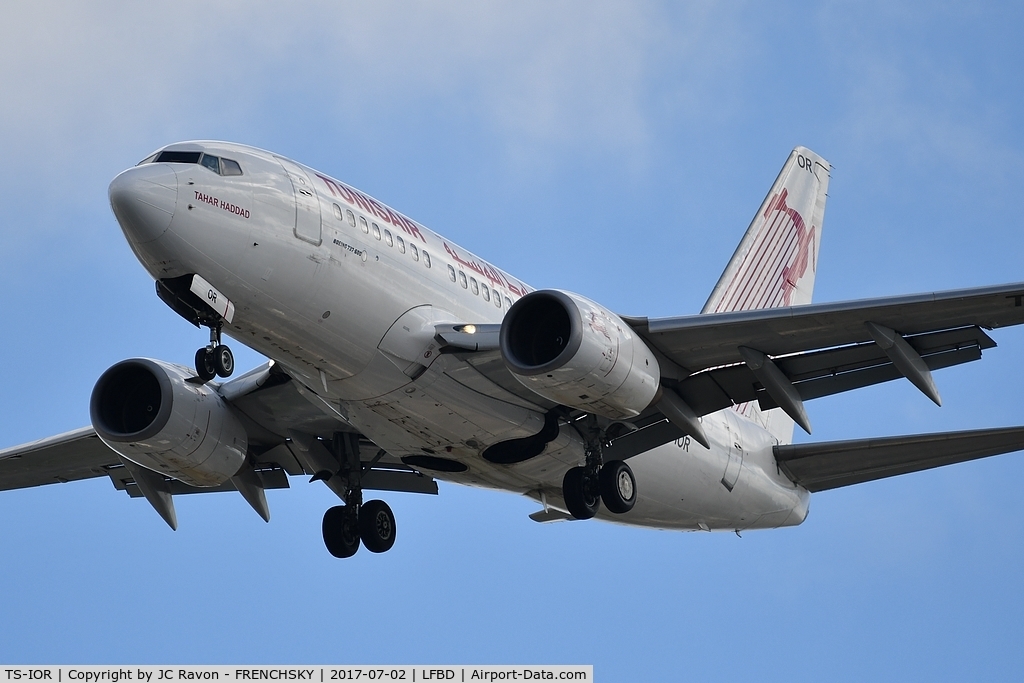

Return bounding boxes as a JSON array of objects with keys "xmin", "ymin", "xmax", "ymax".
[{"xmin": 2, "ymin": 2, "xmax": 1024, "ymax": 680}]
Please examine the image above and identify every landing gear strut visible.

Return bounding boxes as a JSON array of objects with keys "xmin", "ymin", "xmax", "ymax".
[
  {"xmin": 562, "ymin": 418, "xmax": 638, "ymax": 519},
  {"xmin": 320, "ymin": 432, "xmax": 397, "ymax": 558},
  {"xmin": 195, "ymin": 322, "xmax": 234, "ymax": 382}
]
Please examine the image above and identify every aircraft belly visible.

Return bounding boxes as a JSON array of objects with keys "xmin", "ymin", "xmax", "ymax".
[
  {"xmin": 350, "ymin": 380, "xmax": 546, "ymax": 459},
  {"xmin": 580, "ymin": 411, "xmax": 809, "ymax": 531},
  {"xmin": 620, "ymin": 446, "xmax": 804, "ymax": 530},
  {"xmin": 341, "ymin": 372, "xmax": 809, "ymax": 531},
  {"xmin": 341, "ymin": 369, "xmax": 586, "ymax": 493}
]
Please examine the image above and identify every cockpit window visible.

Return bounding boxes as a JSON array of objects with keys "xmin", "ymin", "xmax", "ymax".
[
  {"xmin": 221, "ymin": 158, "xmax": 243, "ymax": 176},
  {"xmin": 137, "ymin": 153, "xmax": 158, "ymax": 166},
  {"xmin": 155, "ymin": 151, "xmax": 202, "ymax": 164},
  {"xmin": 152, "ymin": 150, "xmax": 243, "ymax": 176},
  {"xmin": 200, "ymin": 154, "xmax": 221, "ymax": 174}
]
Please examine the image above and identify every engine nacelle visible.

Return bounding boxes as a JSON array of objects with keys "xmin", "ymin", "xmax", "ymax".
[
  {"xmin": 500, "ymin": 289, "xmax": 661, "ymax": 419},
  {"xmin": 90, "ymin": 358, "xmax": 248, "ymax": 487}
]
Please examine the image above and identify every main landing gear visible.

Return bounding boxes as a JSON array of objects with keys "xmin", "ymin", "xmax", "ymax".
[
  {"xmin": 322, "ymin": 499, "xmax": 397, "ymax": 558},
  {"xmin": 320, "ymin": 432, "xmax": 397, "ymax": 558},
  {"xmin": 195, "ymin": 322, "xmax": 234, "ymax": 382},
  {"xmin": 561, "ymin": 418, "xmax": 637, "ymax": 520}
]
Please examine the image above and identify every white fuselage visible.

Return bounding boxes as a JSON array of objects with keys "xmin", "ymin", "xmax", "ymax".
[{"xmin": 113, "ymin": 141, "xmax": 809, "ymax": 532}]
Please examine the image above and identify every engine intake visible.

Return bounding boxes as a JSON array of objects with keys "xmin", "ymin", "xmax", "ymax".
[
  {"xmin": 91, "ymin": 358, "xmax": 248, "ymax": 487},
  {"xmin": 500, "ymin": 290, "xmax": 660, "ymax": 419}
]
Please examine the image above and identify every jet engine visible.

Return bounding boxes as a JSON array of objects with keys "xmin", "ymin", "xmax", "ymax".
[
  {"xmin": 90, "ymin": 358, "xmax": 248, "ymax": 487},
  {"xmin": 500, "ymin": 289, "xmax": 661, "ymax": 419}
]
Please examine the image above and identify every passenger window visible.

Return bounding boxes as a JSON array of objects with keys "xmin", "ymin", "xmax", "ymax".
[
  {"xmin": 470, "ymin": 278, "xmax": 479, "ymax": 295},
  {"xmin": 372, "ymin": 223, "xmax": 381, "ymax": 240},
  {"xmin": 448, "ymin": 265, "xmax": 457, "ymax": 282},
  {"xmin": 459, "ymin": 271, "xmax": 468, "ymax": 288},
  {"xmin": 333, "ymin": 204, "xmax": 343, "ymax": 221},
  {"xmin": 359, "ymin": 217, "xmax": 369, "ymax": 234},
  {"xmin": 410, "ymin": 244, "xmax": 419, "ymax": 261},
  {"xmin": 423, "ymin": 251, "xmax": 431, "ymax": 268},
  {"xmin": 481, "ymin": 283, "xmax": 490, "ymax": 301},
  {"xmin": 200, "ymin": 154, "xmax": 221, "ymax": 174},
  {"xmin": 504, "ymin": 296, "xmax": 512, "ymax": 309},
  {"xmin": 221, "ymin": 158, "xmax": 243, "ymax": 176},
  {"xmin": 384, "ymin": 230, "xmax": 393, "ymax": 247},
  {"xmin": 397, "ymin": 236, "xmax": 406, "ymax": 254},
  {"xmin": 494, "ymin": 292, "xmax": 502, "ymax": 308},
  {"xmin": 346, "ymin": 209, "xmax": 356, "ymax": 227}
]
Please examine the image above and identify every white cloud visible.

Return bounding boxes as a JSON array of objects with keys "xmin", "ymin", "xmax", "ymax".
[{"xmin": 0, "ymin": 2, "xmax": 745, "ymax": 171}]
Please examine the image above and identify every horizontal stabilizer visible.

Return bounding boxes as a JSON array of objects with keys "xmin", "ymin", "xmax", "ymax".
[{"xmin": 775, "ymin": 426, "xmax": 1024, "ymax": 492}]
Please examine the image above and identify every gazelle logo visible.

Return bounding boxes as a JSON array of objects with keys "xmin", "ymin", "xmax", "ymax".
[
  {"xmin": 715, "ymin": 187, "xmax": 817, "ymax": 312},
  {"xmin": 776, "ymin": 190, "xmax": 817, "ymax": 306}
]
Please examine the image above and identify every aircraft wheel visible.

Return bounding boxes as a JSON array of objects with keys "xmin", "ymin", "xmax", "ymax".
[
  {"xmin": 322, "ymin": 505, "xmax": 360, "ymax": 558},
  {"xmin": 562, "ymin": 466, "xmax": 600, "ymax": 520},
  {"xmin": 359, "ymin": 499, "xmax": 396, "ymax": 553},
  {"xmin": 600, "ymin": 460, "xmax": 636, "ymax": 514},
  {"xmin": 195, "ymin": 347, "xmax": 216, "ymax": 382},
  {"xmin": 213, "ymin": 345, "xmax": 234, "ymax": 378}
]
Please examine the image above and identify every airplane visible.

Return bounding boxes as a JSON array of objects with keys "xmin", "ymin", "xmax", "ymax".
[{"xmin": 3, "ymin": 141, "xmax": 1024, "ymax": 559}]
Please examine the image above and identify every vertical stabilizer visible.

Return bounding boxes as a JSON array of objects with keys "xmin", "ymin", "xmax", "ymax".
[
  {"xmin": 703, "ymin": 147, "xmax": 830, "ymax": 314},
  {"xmin": 703, "ymin": 147, "xmax": 831, "ymax": 444}
]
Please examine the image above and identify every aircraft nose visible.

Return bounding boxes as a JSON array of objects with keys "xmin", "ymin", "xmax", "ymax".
[{"xmin": 108, "ymin": 164, "xmax": 178, "ymax": 244}]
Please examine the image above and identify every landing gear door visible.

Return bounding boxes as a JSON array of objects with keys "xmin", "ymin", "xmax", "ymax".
[{"xmin": 276, "ymin": 157, "xmax": 322, "ymax": 246}]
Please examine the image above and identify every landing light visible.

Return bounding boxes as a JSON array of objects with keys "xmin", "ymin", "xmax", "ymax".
[{"xmin": 457, "ymin": 325, "xmax": 477, "ymax": 334}]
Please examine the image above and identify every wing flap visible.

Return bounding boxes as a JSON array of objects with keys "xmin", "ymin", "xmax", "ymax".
[
  {"xmin": 107, "ymin": 462, "xmax": 292, "ymax": 497},
  {"xmin": 775, "ymin": 426, "xmax": 1024, "ymax": 492},
  {"xmin": 670, "ymin": 325, "xmax": 991, "ymax": 417}
]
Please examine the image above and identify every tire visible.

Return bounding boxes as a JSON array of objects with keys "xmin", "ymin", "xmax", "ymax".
[
  {"xmin": 600, "ymin": 460, "xmax": 636, "ymax": 514},
  {"xmin": 562, "ymin": 466, "xmax": 600, "ymax": 520},
  {"xmin": 213, "ymin": 345, "xmax": 234, "ymax": 378},
  {"xmin": 359, "ymin": 499, "xmax": 396, "ymax": 553},
  {"xmin": 322, "ymin": 505, "xmax": 360, "ymax": 558},
  {"xmin": 195, "ymin": 347, "xmax": 216, "ymax": 382}
]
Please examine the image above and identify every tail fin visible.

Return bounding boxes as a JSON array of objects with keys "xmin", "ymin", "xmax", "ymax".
[
  {"xmin": 702, "ymin": 147, "xmax": 831, "ymax": 314},
  {"xmin": 703, "ymin": 147, "xmax": 831, "ymax": 444}
]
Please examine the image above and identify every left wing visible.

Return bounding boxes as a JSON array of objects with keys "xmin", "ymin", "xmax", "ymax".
[
  {"xmin": 0, "ymin": 428, "xmax": 118, "ymax": 491},
  {"xmin": 0, "ymin": 362, "xmax": 436, "ymax": 526}
]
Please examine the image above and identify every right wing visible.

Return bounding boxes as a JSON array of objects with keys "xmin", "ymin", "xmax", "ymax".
[
  {"xmin": 630, "ymin": 281, "xmax": 1024, "ymax": 374},
  {"xmin": 615, "ymin": 282, "xmax": 1024, "ymax": 444},
  {"xmin": 774, "ymin": 426, "xmax": 1024, "ymax": 492}
]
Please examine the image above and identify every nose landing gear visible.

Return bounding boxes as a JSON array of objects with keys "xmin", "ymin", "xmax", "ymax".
[{"xmin": 195, "ymin": 322, "xmax": 234, "ymax": 382}]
